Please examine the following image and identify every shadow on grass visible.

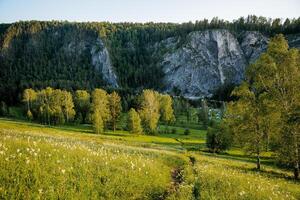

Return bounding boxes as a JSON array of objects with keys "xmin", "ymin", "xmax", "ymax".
[{"xmin": 200, "ymin": 151, "xmax": 299, "ymax": 182}]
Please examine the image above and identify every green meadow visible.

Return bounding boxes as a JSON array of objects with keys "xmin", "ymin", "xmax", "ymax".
[{"xmin": 0, "ymin": 118, "xmax": 299, "ymax": 199}]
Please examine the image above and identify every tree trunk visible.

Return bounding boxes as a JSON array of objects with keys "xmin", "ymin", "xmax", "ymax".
[
  {"xmin": 113, "ymin": 119, "xmax": 116, "ymax": 132},
  {"xmin": 294, "ymin": 134, "xmax": 299, "ymax": 179},
  {"xmin": 256, "ymin": 152, "xmax": 261, "ymax": 170},
  {"xmin": 294, "ymin": 161, "xmax": 299, "ymax": 180}
]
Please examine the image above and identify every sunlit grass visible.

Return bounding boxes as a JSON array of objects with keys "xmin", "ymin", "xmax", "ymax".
[
  {"xmin": 0, "ymin": 127, "xmax": 187, "ymax": 199},
  {"xmin": 193, "ymin": 153, "xmax": 300, "ymax": 200},
  {"xmin": 0, "ymin": 118, "xmax": 299, "ymax": 199}
]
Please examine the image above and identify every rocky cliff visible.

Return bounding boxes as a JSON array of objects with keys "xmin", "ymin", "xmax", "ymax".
[{"xmin": 157, "ymin": 30, "xmax": 269, "ymax": 98}]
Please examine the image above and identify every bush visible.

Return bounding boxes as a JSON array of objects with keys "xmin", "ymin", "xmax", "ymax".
[
  {"xmin": 171, "ymin": 128, "xmax": 177, "ymax": 134},
  {"xmin": 206, "ymin": 121, "xmax": 232, "ymax": 153},
  {"xmin": 184, "ymin": 128, "xmax": 190, "ymax": 135}
]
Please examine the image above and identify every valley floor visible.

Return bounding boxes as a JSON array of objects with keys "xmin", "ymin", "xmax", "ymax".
[{"xmin": 0, "ymin": 118, "xmax": 299, "ymax": 199}]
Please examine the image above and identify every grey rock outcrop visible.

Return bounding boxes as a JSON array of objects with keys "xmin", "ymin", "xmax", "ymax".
[
  {"xmin": 239, "ymin": 31, "xmax": 268, "ymax": 63},
  {"xmin": 160, "ymin": 29, "xmax": 252, "ymax": 98},
  {"xmin": 91, "ymin": 39, "xmax": 118, "ymax": 87}
]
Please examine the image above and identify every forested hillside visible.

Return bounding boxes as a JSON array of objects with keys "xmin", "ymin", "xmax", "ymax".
[{"xmin": 1, "ymin": 16, "xmax": 300, "ymax": 104}]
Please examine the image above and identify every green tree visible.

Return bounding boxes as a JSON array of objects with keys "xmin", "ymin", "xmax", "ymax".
[
  {"xmin": 138, "ymin": 90, "xmax": 160, "ymax": 134},
  {"xmin": 74, "ymin": 90, "xmax": 90, "ymax": 123},
  {"xmin": 225, "ymin": 83, "xmax": 277, "ymax": 170},
  {"xmin": 247, "ymin": 34, "xmax": 300, "ymax": 179},
  {"xmin": 91, "ymin": 88, "xmax": 110, "ymax": 134},
  {"xmin": 198, "ymin": 99, "xmax": 209, "ymax": 128},
  {"xmin": 109, "ymin": 91, "xmax": 122, "ymax": 131},
  {"xmin": 23, "ymin": 88, "xmax": 37, "ymax": 112},
  {"xmin": 61, "ymin": 90, "xmax": 75, "ymax": 123},
  {"xmin": 26, "ymin": 110, "xmax": 33, "ymax": 121},
  {"xmin": 128, "ymin": 108, "xmax": 143, "ymax": 134},
  {"xmin": 206, "ymin": 120, "xmax": 232, "ymax": 153},
  {"xmin": 36, "ymin": 87, "xmax": 54, "ymax": 125},
  {"xmin": 159, "ymin": 94, "xmax": 175, "ymax": 124},
  {"xmin": 93, "ymin": 110, "xmax": 104, "ymax": 134}
]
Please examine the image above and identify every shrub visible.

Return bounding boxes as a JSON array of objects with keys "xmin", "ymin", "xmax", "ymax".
[
  {"xmin": 171, "ymin": 128, "xmax": 177, "ymax": 134},
  {"xmin": 206, "ymin": 121, "xmax": 232, "ymax": 153},
  {"xmin": 184, "ymin": 128, "xmax": 190, "ymax": 135}
]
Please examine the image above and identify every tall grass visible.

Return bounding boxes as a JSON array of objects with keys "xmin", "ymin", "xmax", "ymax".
[
  {"xmin": 194, "ymin": 154, "xmax": 300, "ymax": 200},
  {"xmin": 0, "ymin": 128, "xmax": 186, "ymax": 199}
]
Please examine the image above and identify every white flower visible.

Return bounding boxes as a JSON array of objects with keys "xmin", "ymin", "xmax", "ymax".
[
  {"xmin": 239, "ymin": 191, "xmax": 246, "ymax": 196},
  {"xmin": 26, "ymin": 159, "xmax": 30, "ymax": 164},
  {"xmin": 61, "ymin": 169, "xmax": 65, "ymax": 174}
]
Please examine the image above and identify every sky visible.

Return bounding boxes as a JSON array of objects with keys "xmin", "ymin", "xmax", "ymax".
[{"xmin": 0, "ymin": 0, "xmax": 299, "ymax": 23}]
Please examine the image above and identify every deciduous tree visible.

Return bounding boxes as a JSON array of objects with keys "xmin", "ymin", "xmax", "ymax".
[
  {"xmin": 74, "ymin": 90, "xmax": 90, "ymax": 123},
  {"xmin": 128, "ymin": 108, "xmax": 143, "ymax": 134},
  {"xmin": 138, "ymin": 90, "xmax": 160, "ymax": 134},
  {"xmin": 91, "ymin": 88, "xmax": 110, "ymax": 134},
  {"xmin": 109, "ymin": 91, "xmax": 122, "ymax": 131}
]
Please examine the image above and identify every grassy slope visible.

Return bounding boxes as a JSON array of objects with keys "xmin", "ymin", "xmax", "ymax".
[{"xmin": 0, "ymin": 118, "xmax": 299, "ymax": 199}]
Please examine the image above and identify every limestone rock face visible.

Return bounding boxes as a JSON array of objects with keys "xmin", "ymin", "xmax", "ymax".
[
  {"xmin": 91, "ymin": 39, "xmax": 118, "ymax": 87},
  {"xmin": 239, "ymin": 31, "xmax": 268, "ymax": 63},
  {"xmin": 160, "ymin": 30, "xmax": 250, "ymax": 98},
  {"xmin": 62, "ymin": 34, "xmax": 118, "ymax": 87}
]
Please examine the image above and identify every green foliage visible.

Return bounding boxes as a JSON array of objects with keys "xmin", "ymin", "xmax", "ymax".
[
  {"xmin": 22, "ymin": 87, "xmax": 76, "ymax": 125},
  {"xmin": 198, "ymin": 99, "xmax": 209, "ymax": 128},
  {"xmin": 127, "ymin": 108, "xmax": 143, "ymax": 134},
  {"xmin": 248, "ymin": 34, "xmax": 300, "ymax": 179},
  {"xmin": 91, "ymin": 88, "xmax": 110, "ymax": 133},
  {"xmin": 1, "ymin": 17, "xmax": 300, "ymax": 104},
  {"xmin": 184, "ymin": 128, "xmax": 190, "ymax": 135},
  {"xmin": 26, "ymin": 110, "xmax": 33, "ymax": 121},
  {"xmin": 226, "ymin": 34, "xmax": 300, "ymax": 177},
  {"xmin": 0, "ymin": 101, "xmax": 8, "ymax": 116},
  {"xmin": 159, "ymin": 94, "xmax": 175, "ymax": 124},
  {"xmin": 22, "ymin": 88, "xmax": 37, "ymax": 111},
  {"xmin": 206, "ymin": 121, "xmax": 232, "ymax": 153},
  {"xmin": 109, "ymin": 91, "xmax": 122, "ymax": 131},
  {"xmin": 74, "ymin": 90, "xmax": 90, "ymax": 124},
  {"xmin": 139, "ymin": 90, "xmax": 161, "ymax": 134}
]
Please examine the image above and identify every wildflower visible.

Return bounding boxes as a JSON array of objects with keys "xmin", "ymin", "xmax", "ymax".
[
  {"xmin": 26, "ymin": 159, "xmax": 30, "ymax": 164},
  {"xmin": 61, "ymin": 169, "xmax": 65, "ymax": 174},
  {"xmin": 131, "ymin": 161, "xmax": 135, "ymax": 169},
  {"xmin": 239, "ymin": 191, "xmax": 246, "ymax": 196},
  {"xmin": 38, "ymin": 188, "xmax": 43, "ymax": 194}
]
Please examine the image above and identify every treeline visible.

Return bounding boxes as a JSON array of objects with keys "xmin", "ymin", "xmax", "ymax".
[
  {"xmin": 1, "ymin": 16, "xmax": 300, "ymax": 105},
  {"xmin": 206, "ymin": 34, "xmax": 300, "ymax": 179},
  {"xmin": 21, "ymin": 87, "xmax": 175, "ymax": 134}
]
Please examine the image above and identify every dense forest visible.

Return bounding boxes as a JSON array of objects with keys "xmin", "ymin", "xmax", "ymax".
[{"xmin": 1, "ymin": 15, "xmax": 300, "ymax": 105}]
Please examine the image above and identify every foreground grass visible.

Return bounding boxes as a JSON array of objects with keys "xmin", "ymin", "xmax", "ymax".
[
  {"xmin": 0, "ymin": 119, "xmax": 190, "ymax": 199},
  {"xmin": 192, "ymin": 153, "xmax": 300, "ymax": 200},
  {"xmin": 0, "ymin": 118, "xmax": 299, "ymax": 199}
]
